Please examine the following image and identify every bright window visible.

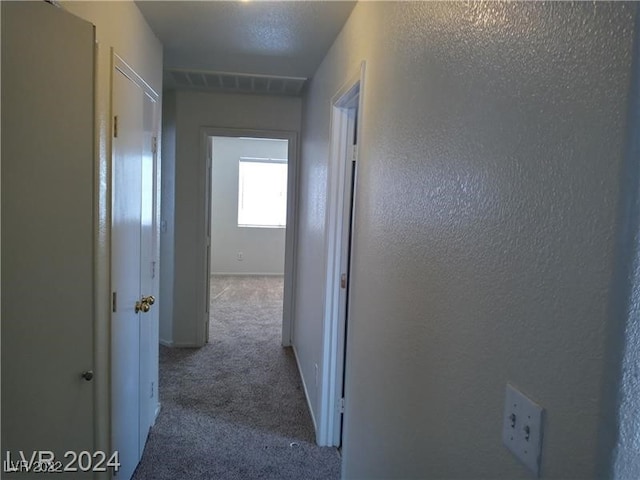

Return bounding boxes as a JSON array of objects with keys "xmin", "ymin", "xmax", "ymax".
[{"xmin": 238, "ymin": 157, "xmax": 288, "ymax": 228}]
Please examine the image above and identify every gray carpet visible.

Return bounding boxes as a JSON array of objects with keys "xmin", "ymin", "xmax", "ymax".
[{"xmin": 132, "ymin": 275, "xmax": 341, "ymax": 480}]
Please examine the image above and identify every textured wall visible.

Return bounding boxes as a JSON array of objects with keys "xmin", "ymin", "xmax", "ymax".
[
  {"xmin": 297, "ymin": 2, "xmax": 637, "ymax": 478},
  {"xmin": 210, "ymin": 137, "xmax": 287, "ymax": 275},
  {"xmin": 169, "ymin": 91, "xmax": 301, "ymax": 346}
]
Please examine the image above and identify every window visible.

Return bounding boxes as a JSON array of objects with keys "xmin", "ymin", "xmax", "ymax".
[{"xmin": 238, "ymin": 157, "xmax": 288, "ymax": 228}]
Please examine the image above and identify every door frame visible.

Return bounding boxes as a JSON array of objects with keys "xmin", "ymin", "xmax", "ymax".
[
  {"xmin": 318, "ymin": 62, "xmax": 365, "ymax": 446},
  {"xmin": 198, "ymin": 127, "xmax": 299, "ymax": 347}
]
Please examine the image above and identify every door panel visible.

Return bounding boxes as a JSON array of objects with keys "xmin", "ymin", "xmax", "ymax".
[
  {"xmin": 112, "ymin": 67, "xmax": 143, "ymax": 480},
  {"xmin": 139, "ymin": 91, "xmax": 159, "ymax": 450},
  {"xmin": 1, "ymin": 0, "xmax": 95, "ymax": 467}
]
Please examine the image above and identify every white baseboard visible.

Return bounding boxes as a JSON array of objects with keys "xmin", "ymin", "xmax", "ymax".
[
  {"xmin": 292, "ymin": 344, "xmax": 318, "ymax": 435},
  {"xmin": 168, "ymin": 342, "xmax": 203, "ymax": 348},
  {"xmin": 160, "ymin": 339, "xmax": 204, "ymax": 348}
]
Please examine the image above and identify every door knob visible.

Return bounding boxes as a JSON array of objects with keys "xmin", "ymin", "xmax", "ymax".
[
  {"xmin": 81, "ymin": 370, "xmax": 94, "ymax": 381},
  {"xmin": 135, "ymin": 296, "xmax": 155, "ymax": 313},
  {"xmin": 142, "ymin": 295, "xmax": 155, "ymax": 306},
  {"xmin": 135, "ymin": 301, "xmax": 150, "ymax": 313}
]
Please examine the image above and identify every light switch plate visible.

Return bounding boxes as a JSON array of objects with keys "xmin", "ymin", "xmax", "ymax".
[{"xmin": 502, "ymin": 384, "xmax": 544, "ymax": 477}]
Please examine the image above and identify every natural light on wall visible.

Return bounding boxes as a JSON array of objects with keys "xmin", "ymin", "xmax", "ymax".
[{"xmin": 238, "ymin": 157, "xmax": 288, "ymax": 228}]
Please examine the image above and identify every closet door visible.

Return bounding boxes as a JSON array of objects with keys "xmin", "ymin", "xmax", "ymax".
[
  {"xmin": 1, "ymin": 0, "xmax": 96, "ymax": 467},
  {"xmin": 111, "ymin": 56, "xmax": 160, "ymax": 480}
]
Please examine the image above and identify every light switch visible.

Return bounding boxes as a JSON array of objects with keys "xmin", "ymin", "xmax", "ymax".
[{"xmin": 502, "ymin": 383, "xmax": 544, "ymax": 477}]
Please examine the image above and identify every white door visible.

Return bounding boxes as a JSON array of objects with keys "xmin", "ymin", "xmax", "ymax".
[
  {"xmin": 112, "ymin": 66, "xmax": 144, "ymax": 480},
  {"xmin": 1, "ymin": 0, "xmax": 96, "ymax": 466},
  {"xmin": 111, "ymin": 56, "xmax": 160, "ymax": 480},
  {"xmin": 139, "ymin": 91, "xmax": 160, "ymax": 450}
]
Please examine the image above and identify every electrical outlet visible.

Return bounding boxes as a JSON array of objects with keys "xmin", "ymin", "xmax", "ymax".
[
  {"xmin": 237, "ymin": 252, "xmax": 243, "ymax": 261},
  {"xmin": 502, "ymin": 383, "xmax": 544, "ymax": 477}
]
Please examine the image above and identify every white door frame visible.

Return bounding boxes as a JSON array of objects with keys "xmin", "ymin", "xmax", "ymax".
[
  {"xmin": 318, "ymin": 62, "xmax": 365, "ymax": 446},
  {"xmin": 198, "ymin": 127, "xmax": 299, "ymax": 347}
]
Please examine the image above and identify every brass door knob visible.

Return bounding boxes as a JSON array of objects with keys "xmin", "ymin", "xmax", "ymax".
[
  {"xmin": 135, "ymin": 296, "xmax": 155, "ymax": 313},
  {"xmin": 142, "ymin": 295, "xmax": 155, "ymax": 306}
]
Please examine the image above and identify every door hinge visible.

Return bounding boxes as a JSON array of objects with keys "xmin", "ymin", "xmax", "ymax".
[
  {"xmin": 340, "ymin": 273, "xmax": 347, "ymax": 289},
  {"xmin": 151, "ymin": 261, "xmax": 156, "ymax": 279},
  {"xmin": 152, "ymin": 136, "xmax": 157, "ymax": 155},
  {"xmin": 113, "ymin": 115, "xmax": 118, "ymax": 138},
  {"xmin": 351, "ymin": 145, "xmax": 358, "ymax": 162},
  {"xmin": 112, "ymin": 292, "xmax": 117, "ymax": 313},
  {"xmin": 339, "ymin": 397, "xmax": 345, "ymax": 414}
]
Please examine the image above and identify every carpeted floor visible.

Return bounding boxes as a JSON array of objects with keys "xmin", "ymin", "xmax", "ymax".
[{"xmin": 132, "ymin": 275, "xmax": 341, "ymax": 480}]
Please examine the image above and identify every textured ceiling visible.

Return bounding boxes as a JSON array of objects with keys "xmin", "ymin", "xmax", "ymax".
[{"xmin": 135, "ymin": 1, "xmax": 357, "ymax": 83}]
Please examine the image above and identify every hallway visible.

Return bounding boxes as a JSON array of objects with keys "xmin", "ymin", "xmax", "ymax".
[{"xmin": 133, "ymin": 276, "xmax": 340, "ymax": 480}]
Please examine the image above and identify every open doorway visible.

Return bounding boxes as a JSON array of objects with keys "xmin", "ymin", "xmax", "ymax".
[
  {"xmin": 208, "ymin": 136, "xmax": 289, "ymax": 344},
  {"xmin": 200, "ymin": 129, "xmax": 298, "ymax": 348}
]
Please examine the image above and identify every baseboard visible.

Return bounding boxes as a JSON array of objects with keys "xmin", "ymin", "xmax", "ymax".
[
  {"xmin": 160, "ymin": 338, "xmax": 203, "ymax": 348},
  {"xmin": 167, "ymin": 341, "xmax": 203, "ymax": 348},
  {"xmin": 210, "ymin": 272, "xmax": 284, "ymax": 277},
  {"xmin": 154, "ymin": 402, "xmax": 161, "ymax": 422},
  {"xmin": 292, "ymin": 344, "xmax": 318, "ymax": 435}
]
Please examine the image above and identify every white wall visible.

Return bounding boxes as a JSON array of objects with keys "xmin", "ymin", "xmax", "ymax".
[
  {"xmin": 210, "ymin": 137, "xmax": 287, "ymax": 275},
  {"xmin": 160, "ymin": 90, "xmax": 176, "ymax": 346},
  {"xmin": 60, "ymin": 0, "xmax": 163, "ymax": 466},
  {"xmin": 162, "ymin": 91, "xmax": 301, "ymax": 346},
  {"xmin": 296, "ymin": 2, "xmax": 638, "ymax": 478}
]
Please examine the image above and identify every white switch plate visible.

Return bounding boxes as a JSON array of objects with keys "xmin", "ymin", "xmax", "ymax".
[{"xmin": 502, "ymin": 384, "xmax": 544, "ymax": 477}]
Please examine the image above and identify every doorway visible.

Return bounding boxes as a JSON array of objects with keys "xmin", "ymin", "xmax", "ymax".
[
  {"xmin": 200, "ymin": 129, "xmax": 299, "ymax": 347},
  {"xmin": 318, "ymin": 62, "xmax": 364, "ymax": 447},
  {"xmin": 208, "ymin": 136, "xmax": 289, "ymax": 341}
]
